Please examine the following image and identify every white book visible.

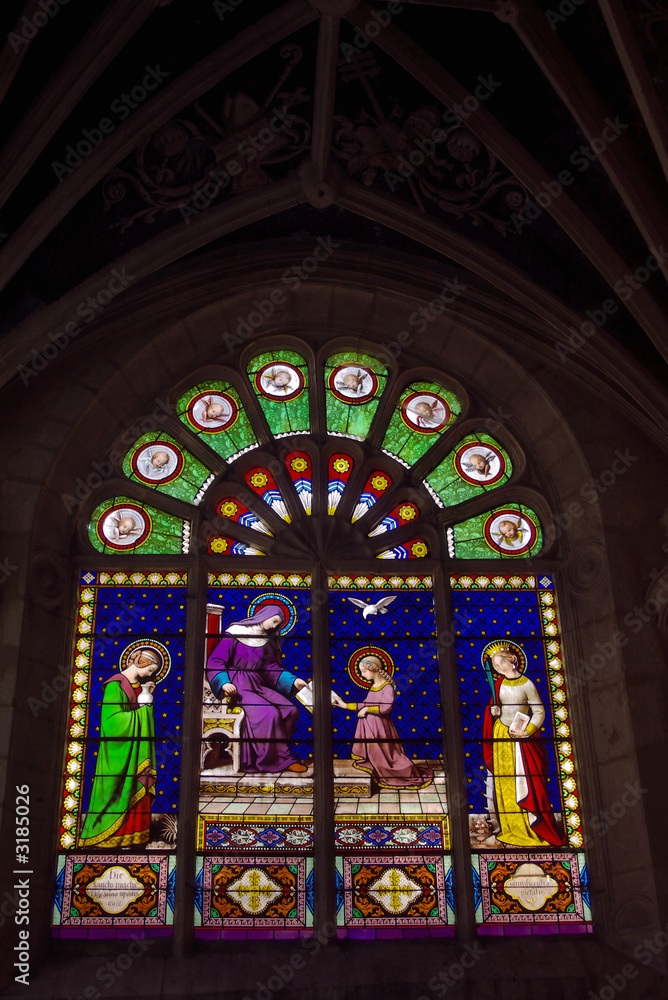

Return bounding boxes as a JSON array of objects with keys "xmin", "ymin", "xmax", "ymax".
[
  {"xmin": 511, "ymin": 711, "xmax": 530, "ymax": 732},
  {"xmin": 296, "ymin": 683, "xmax": 339, "ymax": 713}
]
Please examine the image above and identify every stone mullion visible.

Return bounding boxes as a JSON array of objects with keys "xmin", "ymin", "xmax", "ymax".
[
  {"xmin": 433, "ymin": 562, "xmax": 476, "ymax": 940},
  {"xmin": 172, "ymin": 559, "xmax": 208, "ymax": 956},
  {"xmin": 312, "ymin": 562, "xmax": 336, "ymax": 939}
]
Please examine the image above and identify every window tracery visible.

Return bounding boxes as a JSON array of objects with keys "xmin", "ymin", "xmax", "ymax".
[{"xmin": 53, "ymin": 339, "xmax": 591, "ymax": 941}]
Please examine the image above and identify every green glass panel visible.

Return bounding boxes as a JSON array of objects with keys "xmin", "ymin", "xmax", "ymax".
[
  {"xmin": 450, "ymin": 503, "xmax": 542, "ymax": 559},
  {"xmin": 88, "ymin": 497, "xmax": 186, "ymax": 554},
  {"xmin": 382, "ymin": 381, "xmax": 461, "ymax": 466},
  {"xmin": 122, "ymin": 432, "xmax": 213, "ymax": 505},
  {"xmin": 176, "ymin": 380, "xmax": 258, "ymax": 462},
  {"xmin": 324, "ymin": 351, "xmax": 388, "ymax": 440},
  {"xmin": 426, "ymin": 433, "xmax": 512, "ymax": 508},
  {"xmin": 246, "ymin": 350, "xmax": 309, "ymax": 435}
]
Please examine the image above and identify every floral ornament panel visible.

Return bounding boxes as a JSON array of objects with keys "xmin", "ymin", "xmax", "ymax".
[
  {"xmin": 328, "ymin": 453, "xmax": 354, "ymax": 514},
  {"xmin": 377, "ymin": 539, "xmax": 430, "ymax": 559},
  {"xmin": 368, "ymin": 502, "xmax": 420, "ymax": 536},
  {"xmin": 285, "ymin": 451, "xmax": 312, "ymax": 514},
  {"xmin": 452, "ymin": 574, "xmax": 583, "ymax": 854},
  {"xmin": 324, "ymin": 351, "xmax": 388, "ymax": 440},
  {"xmin": 351, "ymin": 471, "xmax": 392, "ymax": 522},
  {"xmin": 89, "ymin": 498, "xmax": 189, "ymax": 555},
  {"xmin": 53, "ymin": 854, "xmax": 176, "ymax": 937},
  {"xmin": 196, "ymin": 856, "xmax": 311, "ymax": 931},
  {"xmin": 216, "ymin": 498, "xmax": 273, "ymax": 535},
  {"xmin": 473, "ymin": 853, "xmax": 591, "ymax": 933},
  {"xmin": 247, "ymin": 351, "xmax": 309, "ymax": 436},
  {"xmin": 123, "ymin": 432, "xmax": 214, "ymax": 505},
  {"xmin": 244, "ymin": 467, "xmax": 291, "ymax": 521},
  {"xmin": 425, "ymin": 433, "xmax": 512, "ymax": 509},
  {"xmin": 176, "ymin": 381, "xmax": 258, "ymax": 462},
  {"xmin": 448, "ymin": 504, "xmax": 542, "ymax": 559},
  {"xmin": 59, "ymin": 572, "xmax": 186, "ymax": 862},
  {"xmin": 381, "ymin": 382, "xmax": 461, "ymax": 467},
  {"xmin": 338, "ymin": 855, "xmax": 454, "ymax": 931}
]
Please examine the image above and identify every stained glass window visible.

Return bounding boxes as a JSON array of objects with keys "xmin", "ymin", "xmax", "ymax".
[
  {"xmin": 451, "ymin": 573, "xmax": 589, "ymax": 934},
  {"xmin": 330, "ymin": 576, "xmax": 454, "ymax": 936},
  {"xmin": 176, "ymin": 380, "xmax": 258, "ymax": 461},
  {"xmin": 448, "ymin": 504, "xmax": 543, "ymax": 559},
  {"xmin": 59, "ymin": 338, "xmax": 590, "ymax": 940},
  {"xmin": 381, "ymin": 381, "xmax": 461, "ymax": 466},
  {"xmin": 286, "ymin": 451, "xmax": 313, "ymax": 514},
  {"xmin": 54, "ymin": 571, "xmax": 186, "ymax": 937},
  {"xmin": 123, "ymin": 432, "xmax": 215, "ymax": 505},
  {"xmin": 89, "ymin": 498, "xmax": 189, "ymax": 555},
  {"xmin": 247, "ymin": 351, "xmax": 309, "ymax": 436},
  {"xmin": 426, "ymin": 432, "xmax": 512, "ymax": 508},
  {"xmin": 327, "ymin": 453, "xmax": 354, "ymax": 514},
  {"xmin": 351, "ymin": 471, "xmax": 392, "ymax": 522},
  {"xmin": 324, "ymin": 351, "xmax": 388, "ymax": 440}
]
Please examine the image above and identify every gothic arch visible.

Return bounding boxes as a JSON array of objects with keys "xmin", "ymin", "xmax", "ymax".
[{"xmin": 1, "ymin": 252, "xmax": 665, "ymax": 992}]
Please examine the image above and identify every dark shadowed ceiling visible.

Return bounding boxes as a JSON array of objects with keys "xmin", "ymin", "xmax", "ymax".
[{"xmin": 0, "ymin": 0, "xmax": 667, "ymax": 393}]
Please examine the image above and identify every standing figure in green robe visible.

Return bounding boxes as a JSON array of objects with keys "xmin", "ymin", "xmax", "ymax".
[{"xmin": 79, "ymin": 648, "xmax": 159, "ymax": 849}]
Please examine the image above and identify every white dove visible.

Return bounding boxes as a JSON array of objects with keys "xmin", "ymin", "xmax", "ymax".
[{"xmin": 347, "ymin": 595, "xmax": 397, "ymax": 619}]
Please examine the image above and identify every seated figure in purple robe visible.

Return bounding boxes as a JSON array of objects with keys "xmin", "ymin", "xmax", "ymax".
[{"xmin": 206, "ymin": 604, "xmax": 309, "ymax": 774}]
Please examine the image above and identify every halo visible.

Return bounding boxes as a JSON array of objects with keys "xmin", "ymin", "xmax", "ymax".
[
  {"xmin": 120, "ymin": 639, "xmax": 171, "ymax": 683},
  {"xmin": 186, "ymin": 390, "xmax": 238, "ymax": 433},
  {"xmin": 347, "ymin": 646, "xmax": 395, "ymax": 689},
  {"xmin": 400, "ymin": 391, "xmax": 451, "ymax": 434},
  {"xmin": 483, "ymin": 508, "xmax": 537, "ymax": 556},
  {"xmin": 98, "ymin": 503, "xmax": 151, "ymax": 550},
  {"xmin": 131, "ymin": 440, "xmax": 183, "ymax": 485},
  {"xmin": 247, "ymin": 593, "xmax": 297, "ymax": 635},
  {"xmin": 481, "ymin": 639, "xmax": 527, "ymax": 676},
  {"xmin": 255, "ymin": 361, "xmax": 305, "ymax": 402},
  {"xmin": 327, "ymin": 363, "xmax": 378, "ymax": 404},
  {"xmin": 454, "ymin": 441, "xmax": 506, "ymax": 486}
]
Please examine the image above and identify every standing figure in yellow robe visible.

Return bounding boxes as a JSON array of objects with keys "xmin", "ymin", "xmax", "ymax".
[{"xmin": 482, "ymin": 643, "xmax": 564, "ymax": 847}]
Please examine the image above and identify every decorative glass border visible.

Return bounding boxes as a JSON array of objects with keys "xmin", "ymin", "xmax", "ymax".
[{"xmin": 328, "ymin": 575, "xmax": 433, "ymax": 590}]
